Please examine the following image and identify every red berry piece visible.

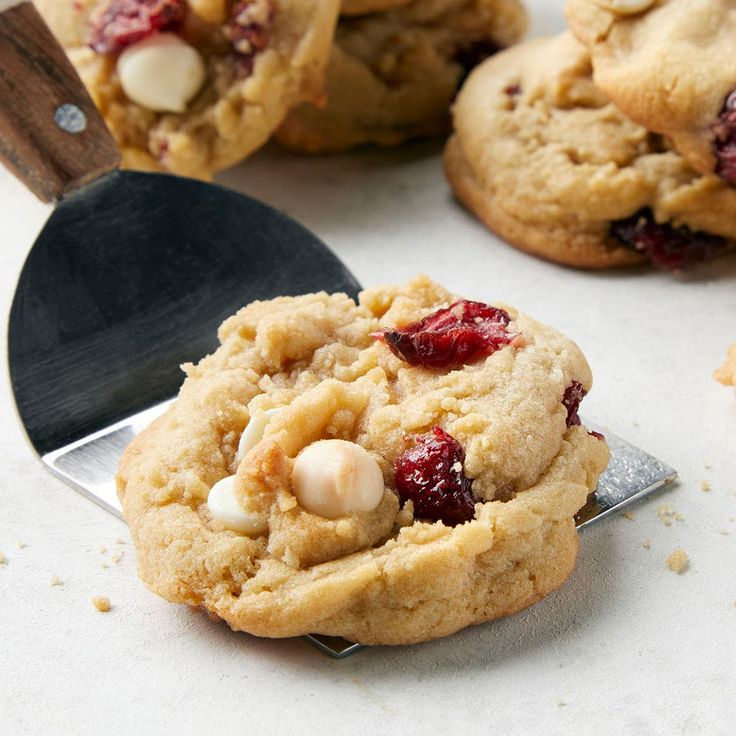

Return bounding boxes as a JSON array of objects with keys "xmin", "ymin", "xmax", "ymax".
[
  {"xmin": 610, "ymin": 208, "xmax": 728, "ymax": 270},
  {"xmin": 711, "ymin": 90, "xmax": 736, "ymax": 182},
  {"xmin": 381, "ymin": 300, "xmax": 517, "ymax": 369},
  {"xmin": 562, "ymin": 381, "xmax": 586, "ymax": 428},
  {"xmin": 225, "ymin": 0, "xmax": 274, "ymax": 79},
  {"xmin": 394, "ymin": 427, "xmax": 476, "ymax": 526},
  {"xmin": 89, "ymin": 0, "xmax": 185, "ymax": 55},
  {"xmin": 588, "ymin": 430, "xmax": 605, "ymax": 441}
]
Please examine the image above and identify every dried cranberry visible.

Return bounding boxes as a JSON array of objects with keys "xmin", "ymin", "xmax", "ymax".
[
  {"xmin": 394, "ymin": 427, "xmax": 476, "ymax": 526},
  {"xmin": 562, "ymin": 381, "xmax": 586, "ymax": 428},
  {"xmin": 88, "ymin": 0, "xmax": 185, "ymax": 55},
  {"xmin": 381, "ymin": 300, "xmax": 517, "ymax": 369},
  {"xmin": 225, "ymin": 0, "xmax": 274, "ymax": 79},
  {"xmin": 588, "ymin": 430, "xmax": 605, "ymax": 441},
  {"xmin": 455, "ymin": 40, "xmax": 501, "ymax": 87},
  {"xmin": 610, "ymin": 208, "xmax": 728, "ymax": 270},
  {"xmin": 503, "ymin": 84, "xmax": 522, "ymax": 97},
  {"xmin": 711, "ymin": 90, "xmax": 736, "ymax": 182}
]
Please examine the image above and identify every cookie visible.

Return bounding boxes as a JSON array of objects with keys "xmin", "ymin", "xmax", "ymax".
[
  {"xmin": 340, "ymin": 0, "xmax": 412, "ymax": 15},
  {"xmin": 275, "ymin": 0, "xmax": 527, "ymax": 153},
  {"xmin": 444, "ymin": 33, "xmax": 736, "ymax": 270},
  {"xmin": 35, "ymin": 0, "xmax": 339, "ymax": 179},
  {"xmin": 715, "ymin": 344, "xmax": 736, "ymax": 388},
  {"xmin": 117, "ymin": 275, "xmax": 609, "ymax": 645},
  {"xmin": 566, "ymin": 0, "xmax": 736, "ymax": 182}
]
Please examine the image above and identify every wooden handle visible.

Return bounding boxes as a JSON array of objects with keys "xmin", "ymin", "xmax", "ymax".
[{"xmin": 0, "ymin": 1, "xmax": 120, "ymax": 202}]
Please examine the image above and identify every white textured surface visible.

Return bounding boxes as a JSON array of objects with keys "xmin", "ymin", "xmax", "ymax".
[{"xmin": 1, "ymin": 2, "xmax": 735, "ymax": 733}]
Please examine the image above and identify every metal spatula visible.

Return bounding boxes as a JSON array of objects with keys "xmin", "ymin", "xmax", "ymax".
[{"xmin": 2, "ymin": 1, "xmax": 676, "ymax": 658}]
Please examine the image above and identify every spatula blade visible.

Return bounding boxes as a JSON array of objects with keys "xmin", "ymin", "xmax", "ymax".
[{"xmin": 9, "ymin": 170, "xmax": 360, "ymax": 458}]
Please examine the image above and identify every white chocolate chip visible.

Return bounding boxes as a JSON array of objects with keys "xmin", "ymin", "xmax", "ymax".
[
  {"xmin": 207, "ymin": 476, "xmax": 268, "ymax": 535},
  {"xmin": 595, "ymin": 0, "xmax": 654, "ymax": 14},
  {"xmin": 236, "ymin": 407, "xmax": 283, "ymax": 463},
  {"xmin": 117, "ymin": 33, "xmax": 205, "ymax": 113},
  {"xmin": 291, "ymin": 440, "xmax": 384, "ymax": 519}
]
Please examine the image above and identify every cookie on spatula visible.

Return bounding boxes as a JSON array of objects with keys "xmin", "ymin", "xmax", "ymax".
[{"xmin": 117, "ymin": 275, "xmax": 609, "ymax": 645}]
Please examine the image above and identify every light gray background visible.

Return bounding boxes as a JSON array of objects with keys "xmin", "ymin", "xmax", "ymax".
[{"xmin": 1, "ymin": 2, "xmax": 734, "ymax": 733}]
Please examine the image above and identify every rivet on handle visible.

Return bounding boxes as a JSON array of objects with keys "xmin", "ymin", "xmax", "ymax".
[{"xmin": 54, "ymin": 104, "xmax": 87, "ymax": 135}]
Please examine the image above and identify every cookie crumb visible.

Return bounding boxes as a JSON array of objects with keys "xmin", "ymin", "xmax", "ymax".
[
  {"xmin": 674, "ymin": 512, "xmax": 684, "ymax": 522},
  {"xmin": 720, "ymin": 529, "xmax": 730, "ymax": 536},
  {"xmin": 657, "ymin": 505, "xmax": 676, "ymax": 526},
  {"xmin": 111, "ymin": 552, "xmax": 124, "ymax": 564},
  {"xmin": 0, "ymin": 551, "xmax": 6, "ymax": 565},
  {"xmin": 115, "ymin": 538, "xmax": 126, "ymax": 545},
  {"xmin": 622, "ymin": 511, "xmax": 635, "ymax": 521},
  {"xmin": 98, "ymin": 545, "xmax": 107, "ymax": 554},
  {"xmin": 50, "ymin": 575, "xmax": 63, "ymax": 587},
  {"xmin": 555, "ymin": 699, "xmax": 567, "ymax": 708},
  {"xmin": 16, "ymin": 541, "xmax": 26, "ymax": 549},
  {"xmin": 101, "ymin": 563, "xmax": 109, "ymax": 570},
  {"xmin": 666, "ymin": 549, "xmax": 689, "ymax": 574},
  {"xmin": 701, "ymin": 480, "xmax": 711, "ymax": 492},
  {"xmin": 642, "ymin": 539, "xmax": 651, "ymax": 549},
  {"xmin": 92, "ymin": 596, "xmax": 111, "ymax": 612}
]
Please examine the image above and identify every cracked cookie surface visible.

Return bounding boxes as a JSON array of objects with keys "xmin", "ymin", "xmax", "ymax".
[
  {"xmin": 275, "ymin": 0, "xmax": 527, "ymax": 152},
  {"xmin": 35, "ymin": 0, "xmax": 339, "ymax": 179},
  {"xmin": 117, "ymin": 276, "xmax": 609, "ymax": 645},
  {"xmin": 444, "ymin": 33, "xmax": 736, "ymax": 269},
  {"xmin": 566, "ymin": 0, "xmax": 736, "ymax": 181}
]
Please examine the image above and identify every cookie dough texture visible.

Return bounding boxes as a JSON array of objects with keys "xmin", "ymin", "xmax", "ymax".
[
  {"xmin": 117, "ymin": 276, "xmax": 609, "ymax": 645},
  {"xmin": 715, "ymin": 343, "xmax": 736, "ymax": 387},
  {"xmin": 35, "ymin": 0, "xmax": 339, "ymax": 179},
  {"xmin": 276, "ymin": 0, "xmax": 527, "ymax": 152},
  {"xmin": 566, "ymin": 0, "xmax": 736, "ymax": 177},
  {"xmin": 444, "ymin": 33, "xmax": 736, "ymax": 268}
]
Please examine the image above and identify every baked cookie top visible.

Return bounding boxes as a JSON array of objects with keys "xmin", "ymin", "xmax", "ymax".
[
  {"xmin": 715, "ymin": 343, "xmax": 736, "ymax": 387},
  {"xmin": 117, "ymin": 276, "xmax": 609, "ymax": 645},
  {"xmin": 566, "ymin": 0, "xmax": 736, "ymax": 182},
  {"xmin": 35, "ymin": 0, "xmax": 339, "ymax": 179},
  {"xmin": 445, "ymin": 33, "xmax": 736, "ymax": 270},
  {"xmin": 276, "ymin": 0, "xmax": 527, "ymax": 152}
]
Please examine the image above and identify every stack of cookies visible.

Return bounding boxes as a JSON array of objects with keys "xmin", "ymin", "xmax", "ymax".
[
  {"xmin": 445, "ymin": 1, "xmax": 736, "ymax": 271},
  {"xmin": 35, "ymin": 0, "xmax": 527, "ymax": 178}
]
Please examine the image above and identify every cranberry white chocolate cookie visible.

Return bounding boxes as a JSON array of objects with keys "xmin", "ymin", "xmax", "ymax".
[
  {"xmin": 444, "ymin": 33, "xmax": 736, "ymax": 270},
  {"xmin": 715, "ymin": 344, "xmax": 736, "ymax": 388},
  {"xmin": 566, "ymin": 0, "xmax": 736, "ymax": 183},
  {"xmin": 34, "ymin": 0, "xmax": 339, "ymax": 178},
  {"xmin": 117, "ymin": 276, "xmax": 610, "ymax": 645},
  {"xmin": 275, "ymin": 0, "xmax": 527, "ymax": 152}
]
